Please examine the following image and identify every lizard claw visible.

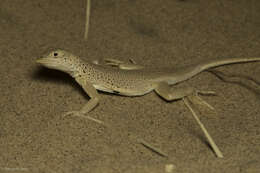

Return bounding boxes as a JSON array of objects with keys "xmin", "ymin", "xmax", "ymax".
[
  {"xmin": 196, "ymin": 90, "xmax": 217, "ymax": 96},
  {"xmin": 187, "ymin": 89, "xmax": 217, "ymax": 111},
  {"xmin": 104, "ymin": 58, "xmax": 124, "ymax": 67}
]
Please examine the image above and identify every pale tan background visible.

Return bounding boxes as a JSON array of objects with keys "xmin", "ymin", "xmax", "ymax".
[{"xmin": 0, "ymin": 0, "xmax": 259, "ymax": 172}]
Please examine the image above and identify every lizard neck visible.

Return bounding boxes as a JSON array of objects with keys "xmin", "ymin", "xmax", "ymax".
[{"xmin": 69, "ymin": 59, "xmax": 93, "ymax": 79}]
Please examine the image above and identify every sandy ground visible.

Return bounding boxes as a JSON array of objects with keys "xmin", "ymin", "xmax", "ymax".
[{"xmin": 0, "ymin": 0, "xmax": 260, "ymax": 172}]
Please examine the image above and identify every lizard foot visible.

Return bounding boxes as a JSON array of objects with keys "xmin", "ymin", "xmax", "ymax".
[
  {"xmin": 189, "ymin": 90, "xmax": 217, "ymax": 111},
  {"xmin": 104, "ymin": 58, "xmax": 143, "ymax": 70},
  {"xmin": 104, "ymin": 58, "xmax": 126, "ymax": 67}
]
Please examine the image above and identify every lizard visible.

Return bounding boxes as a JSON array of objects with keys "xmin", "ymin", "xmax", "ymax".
[
  {"xmin": 36, "ymin": 49, "xmax": 260, "ymax": 158},
  {"xmin": 36, "ymin": 49, "xmax": 260, "ymax": 117}
]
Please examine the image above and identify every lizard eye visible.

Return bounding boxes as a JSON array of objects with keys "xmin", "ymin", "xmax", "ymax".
[{"xmin": 53, "ymin": 52, "xmax": 58, "ymax": 57}]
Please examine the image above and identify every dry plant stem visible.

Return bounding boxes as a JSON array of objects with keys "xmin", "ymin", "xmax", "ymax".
[
  {"xmin": 183, "ymin": 97, "xmax": 224, "ymax": 158},
  {"xmin": 85, "ymin": 115, "xmax": 106, "ymax": 125},
  {"xmin": 84, "ymin": 0, "xmax": 91, "ymax": 40},
  {"xmin": 137, "ymin": 138, "xmax": 168, "ymax": 157}
]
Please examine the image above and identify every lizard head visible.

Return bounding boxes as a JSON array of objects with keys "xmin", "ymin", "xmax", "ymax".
[{"xmin": 36, "ymin": 49, "xmax": 81, "ymax": 76}]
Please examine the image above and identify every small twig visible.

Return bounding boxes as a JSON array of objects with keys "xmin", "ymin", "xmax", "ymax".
[
  {"xmin": 63, "ymin": 112, "xmax": 107, "ymax": 126},
  {"xmin": 183, "ymin": 97, "xmax": 224, "ymax": 158},
  {"xmin": 137, "ymin": 138, "xmax": 168, "ymax": 157},
  {"xmin": 84, "ymin": 0, "xmax": 91, "ymax": 40},
  {"xmin": 85, "ymin": 115, "xmax": 106, "ymax": 126}
]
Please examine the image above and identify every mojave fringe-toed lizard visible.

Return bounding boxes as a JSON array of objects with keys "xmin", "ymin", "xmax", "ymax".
[{"xmin": 36, "ymin": 49, "xmax": 260, "ymax": 158}]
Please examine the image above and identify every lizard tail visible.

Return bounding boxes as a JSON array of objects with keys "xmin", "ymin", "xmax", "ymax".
[{"xmin": 168, "ymin": 57, "xmax": 260, "ymax": 85}]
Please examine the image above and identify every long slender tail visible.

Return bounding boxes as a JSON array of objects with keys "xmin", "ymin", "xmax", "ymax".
[{"xmin": 169, "ymin": 57, "xmax": 260, "ymax": 84}]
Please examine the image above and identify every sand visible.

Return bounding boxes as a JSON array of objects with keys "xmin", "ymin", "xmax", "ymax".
[{"xmin": 0, "ymin": 0, "xmax": 259, "ymax": 172}]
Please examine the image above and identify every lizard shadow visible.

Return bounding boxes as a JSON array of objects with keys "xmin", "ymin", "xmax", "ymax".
[
  {"xmin": 32, "ymin": 67, "xmax": 123, "ymax": 98},
  {"xmin": 32, "ymin": 67, "xmax": 88, "ymax": 98},
  {"xmin": 207, "ymin": 69, "xmax": 260, "ymax": 98}
]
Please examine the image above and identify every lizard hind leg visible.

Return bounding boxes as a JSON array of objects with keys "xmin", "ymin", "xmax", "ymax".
[
  {"xmin": 92, "ymin": 58, "xmax": 144, "ymax": 70},
  {"xmin": 154, "ymin": 82, "xmax": 216, "ymax": 110},
  {"xmin": 104, "ymin": 58, "xmax": 144, "ymax": 70}
]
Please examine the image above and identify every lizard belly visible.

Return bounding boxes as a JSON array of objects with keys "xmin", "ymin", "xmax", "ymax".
[
  {"xmin": 93, "ymin": 84, "xmax": 154, "ymax": 96},
  {"xmin": 93, "ymin": 84, "xmax": 115, "ymax": 93}
]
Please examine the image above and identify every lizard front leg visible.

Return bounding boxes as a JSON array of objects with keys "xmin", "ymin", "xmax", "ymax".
[
  {"xmin": 154, "ymin": 82, "xmax": 223, "ymax": 158},
  {"xmin": 64, "ymin": 76, "xmax": 103, "ymax": 125}
]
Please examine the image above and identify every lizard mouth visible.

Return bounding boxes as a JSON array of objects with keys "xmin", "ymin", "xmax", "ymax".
[
  {"xmin": 36, "ymin": 58, "xmax": 48, "ymax": 64},
  {"xmin": 36, "ymin": 58, "xmax": 63, "ymax": 69},
  {"xmin": 36, "ymin": 58, "xmax": 57, "ymax": 66},
  {"xmin": 36, "ymin": 58, "xmax": 74, "ymax": 74}
]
